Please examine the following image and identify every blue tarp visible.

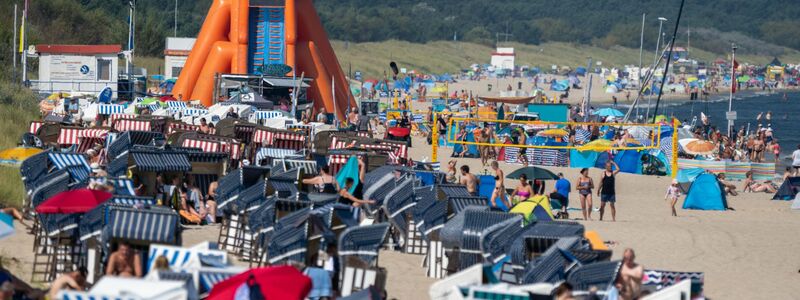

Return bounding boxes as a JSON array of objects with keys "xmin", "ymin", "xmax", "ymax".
[
  {"xmin": 613, "ymin": 150, "xmax": 643, "ymax": 174},
  {"xmin": 683, "ymin": 173, "xmax": 728, "ymax": 210},
  {"xmin": 477, "ymin": 175, "xmax": 509, "ymax": 211},
  {"xmin": 336, "ymin": 156, "xmax": 360, "ymax": 194},
  {"xmin": 570, "ymin": 150, "xmax": 599, "ymax": 168},
  {"xmin": 676, "ymin": 168, "xmax": 704, "ymax": 183}
]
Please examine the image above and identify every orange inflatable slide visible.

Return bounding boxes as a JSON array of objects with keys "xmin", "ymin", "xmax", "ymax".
[{"xmin": 171, "ymin": 0, "xmax": 355, "ymax": 120}]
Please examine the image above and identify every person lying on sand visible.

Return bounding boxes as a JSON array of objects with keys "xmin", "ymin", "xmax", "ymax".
[{"xmin": 742, "ymin": 171, "xmax": 777, "ymax": 193}]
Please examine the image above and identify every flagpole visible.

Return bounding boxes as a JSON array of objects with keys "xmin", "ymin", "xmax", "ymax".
[
  {"xmin": 20, "ymin": 0, "xmax": 28, "ymax": 84},
  {"xmin": 12, "ymin": 4, "xmax": 17, "ymax": 83},
  {"xmin": 728, "ymin": 43, "xmax": 737, "ymax": 137}
]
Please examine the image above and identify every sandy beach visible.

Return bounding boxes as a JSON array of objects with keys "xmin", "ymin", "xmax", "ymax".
[{"xmin": 3, "ymin": 134, "xmax": 799, "ymax": 299}]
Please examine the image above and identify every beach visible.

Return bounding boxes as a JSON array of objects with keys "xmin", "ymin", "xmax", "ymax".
[{"xmin": 3, "ymin": 133, "xmax": 799, "ymax": 299}]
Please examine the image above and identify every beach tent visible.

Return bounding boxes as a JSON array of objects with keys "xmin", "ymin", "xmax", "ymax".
[
  {"xmin": 613, "ymin": 150, "xmax": 643, "ymax": 174},
  {"xmin": 683, "ymin": 173, "xmax": 728, "ymax": 211},
  {"xmin": 772, "ymin": 177, "xmax": 800, "ymax": 200},
  {"xmin": 791, "ymin": 194, "xmax": 800, "ymax": 210},
  {"xmin": 477, "ymin": 175, "xmax": 509, "ymax": 211},
  {"xmin": 509, "ymin": 195, "xmax": 554, "ymax": 223},
  {"xmin": 451, "ymin": 130, "xmax": 480, "ymax": 158},
  {"xmin": 570, "ymin": 150, "xmax": 599, "ymax": 168}
]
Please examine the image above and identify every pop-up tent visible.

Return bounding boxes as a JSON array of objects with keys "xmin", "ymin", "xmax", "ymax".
[
  {"xmin": 683, "ymin": 173, "xmax": 728, "ymax": 210},
  {"xmin": 509, "ymin": 195, "xmax": 554, "ymax": 223},
  {"xmin": 772, "ymin": 177, "xmax": 800, "ymax": 200}
]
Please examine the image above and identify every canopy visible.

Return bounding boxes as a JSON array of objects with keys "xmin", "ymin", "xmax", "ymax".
[
  {"xmin": 208, "ymin": 266, "xmax": 312, "ymax": 300},
  {"xmin": 478, "ymin": 96, "xmax": 534, "ymax": 105},
  {"xmin": 506, "ymin": 166, "xmax": 559, "ymax": 180},
  {"xmin": 537, "ymin": 129, "xmax": 568, "ymax": 138},
  {"xmin": 684, "ymin": 140, "xmax": 716, "ymax": 155},
  {"xmin": 592, "ymin": 108, "xmax": 624, "ymax": 117},
  {"xmin": 578, "ymin": 139, "xmax": 613, "ymax": 152},
  {"xmin": 36, "ymin": 189, "xmax": 112, "ymax": 214}
]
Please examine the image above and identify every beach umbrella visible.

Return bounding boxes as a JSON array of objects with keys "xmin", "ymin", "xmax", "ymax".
[
  {"xmin": 684, "ymin": 140, "xmax": 717, "ymax": 155},
  {"xmin": 507, "ymin": 166, "xmax": 559, "ymax": 180},
  {"xmin": 208, "ymin": 266, "xmax": 311, "ymax": 300},
  {"xmin": 36, "ymin": 189, "xmax": 112, "ymax": 214},
  {"xmin": 578, "ymin": 139, "xmax": 614, "ymax": 151},
  {"xmin": 0, "ymin": 212, "xmax": 13, "ymax": 241},
  {"xmin": 0, "ymin": 147, "xmax": 43, "ymax": 166},
  {"xmin": 537, "ymin": 128, "xmax": 569, "ymax": 138},
  {"xmin": 592, "ymin": 108, "xmax": 624, "ymax": 117}
]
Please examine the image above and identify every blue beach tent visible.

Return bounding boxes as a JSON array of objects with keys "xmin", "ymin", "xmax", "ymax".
[{"xmin": 683, "ymin": 173, "xmax": 728, "ymax": 210}]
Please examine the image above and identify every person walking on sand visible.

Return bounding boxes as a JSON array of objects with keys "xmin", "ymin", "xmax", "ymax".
[
  {"xmin": 597, "ymin": 161, "xmax": 620, "ymax": 222},
  {"xmin": 665, "ymin": 179, "xmax": 681, "ymax": 217},
  {"xmin": 576, "ymin": 168, "xmax": 594, "ymax": 221},
  {"xmin": 793, "ymin": 144, "xmax": 800, "ymax": 176},
  {"xmin": 489, "ymin": 161, "xmax": 510, "ymax": 209}
]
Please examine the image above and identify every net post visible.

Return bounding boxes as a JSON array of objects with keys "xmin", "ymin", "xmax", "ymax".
[
  {"xmin": 431, "ymin": 112, "xmax": 439, "ymax": 163},
  {"xmin": 672, "ymin": 118, "xmax": 679, "ymax": 178}
]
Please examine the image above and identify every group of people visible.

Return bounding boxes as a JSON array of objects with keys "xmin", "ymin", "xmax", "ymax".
[{"xmin": 576, "ymin": 161, "xmax": 620, "ymax": 221}]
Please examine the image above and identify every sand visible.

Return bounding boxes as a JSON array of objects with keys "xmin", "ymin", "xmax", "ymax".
[{"xmin": 3, "ymin": 134, "xmax": 800, "ymax": 299}]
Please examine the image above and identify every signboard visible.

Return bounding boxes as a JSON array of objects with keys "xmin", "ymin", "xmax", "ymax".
[
  {"xmin": 726, "ymin": 111, "xmax": 737, "ymax": 121},
  {"xmin": 50, "ymin": 55, "xmax": 96, "ymax": 80}
]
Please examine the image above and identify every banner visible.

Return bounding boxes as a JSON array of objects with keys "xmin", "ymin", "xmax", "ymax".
[{"xmin": 49, "ymin": 55, "xmax": 97, "ymax": 81}]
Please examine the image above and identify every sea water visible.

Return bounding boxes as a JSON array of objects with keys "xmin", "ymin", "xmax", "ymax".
[{"xmin": 614, "ymin": 91, "xmax": 800, "ymax": 165}]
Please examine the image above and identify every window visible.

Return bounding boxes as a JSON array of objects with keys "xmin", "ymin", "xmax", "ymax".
[
  {"xmin": 172, "ymin": 67, "xmax": 183, "ymax": 78},
  {"xmin": 97, "ymin": 59, "xmax": 111, "ymax": 81}
]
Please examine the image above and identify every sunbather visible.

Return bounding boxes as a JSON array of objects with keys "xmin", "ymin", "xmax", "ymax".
[
  {"xmin": 717, "ymin": 173, "xmax": 738, "ymax": 196},
  {"xmin": 742, "ymin": 171, "xmax": 777, "ymax": 193},
  {"xmin": 105, "ymin": 242, "xmax": 142, "ymax": 278}
]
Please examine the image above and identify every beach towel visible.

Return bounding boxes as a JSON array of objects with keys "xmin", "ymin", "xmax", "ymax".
[
  {"xmin": 336, "ymin": 156, "xmax": 360, "ymax": 194},
  {"xmin": 179, "ymin": 210, "xmax": 202, "ymax": 224}
]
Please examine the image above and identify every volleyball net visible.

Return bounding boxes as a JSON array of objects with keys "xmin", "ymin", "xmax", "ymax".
[{"xmin": 430, "ymin": 115, "xmax": 679, "ymax": 176}]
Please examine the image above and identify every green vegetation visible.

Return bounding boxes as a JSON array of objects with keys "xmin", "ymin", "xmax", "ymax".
[
  {"xmin": 333, "ymin": 40, "xmax": 800, "ymax": 79},
  {"xmin": 0, "ymin": 82, "xmax": 40, "ymax": 208}
]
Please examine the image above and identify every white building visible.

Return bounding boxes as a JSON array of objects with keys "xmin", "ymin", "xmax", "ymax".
[
  {"xmin": 490, "ymin": 47, "xmax": 515, "ymax": 70},
  {"xmin": 33, "ymin": 44, "xmax": 121, "ymax": 96},
  {"xmin": 164, "ymin": 37, "xmax": 196, "ymax": 79}
]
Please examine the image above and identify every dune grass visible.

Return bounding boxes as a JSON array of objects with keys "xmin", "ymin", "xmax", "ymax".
[
  {"xmin": 331, "ymin": 40, "xmax": 800, "ymax": 78},
  {"xmin": 0, "ymin": 81, "xmax": 41, "ymax": 208}
]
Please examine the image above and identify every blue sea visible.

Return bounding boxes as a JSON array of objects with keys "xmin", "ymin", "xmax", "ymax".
[{"xmin": 615, "ymin": 90, "xmax": 800, "ymax": 162}]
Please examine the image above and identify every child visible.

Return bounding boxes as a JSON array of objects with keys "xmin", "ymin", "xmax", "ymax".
[{"xmin": 665, "ymin": 179, "xmax": 682, "ymax": 217}]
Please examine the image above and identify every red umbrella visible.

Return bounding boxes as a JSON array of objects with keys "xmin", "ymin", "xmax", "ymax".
[
  {"xmin": 208, "ymin": 266, "xmax": 311, "ymax": 300},
  {"xmin": 36, "ymin": 189, "xmax": 112, "ymax": 214}
]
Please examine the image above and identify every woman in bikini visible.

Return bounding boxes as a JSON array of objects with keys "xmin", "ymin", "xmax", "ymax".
[
  {"xmin": 512, "ymin": 174, "xmax": 534, "ymax": 207},
  {"xmin": 576, "ymin": 168, "xmax": 594, "ymax": 220},
  {"xmin": 742, "ymin": 171, "xmax": 777, "ymax": 193},
  {"xmin": 302, "ymin": 165, "xmax": 338, "ymax": 194},
  {"xmin": 489, "ymin": 161, "xmax": 510, "ymax": 209}
]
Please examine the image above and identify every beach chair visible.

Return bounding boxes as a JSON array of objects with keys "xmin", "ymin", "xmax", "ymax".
[
  {"xmin": 566, "ymin": 260, "xmax": 622, "ymax": 292},
  {"xmin": 381, "ymin": 178, "xmax": 416, "ymax": 251},
  {"xmin": 421, "ymin": 200, "xmax": 449, "ymax": 279},
  {"xmin": 258, "ymin": 207, "xmax": 311, "ymax": 266},
  {"xmin": 458, "ymin": 210, "xmax": 520, "ymax": 271},
  {"xmin": 338, "ymin": 223, "xmax": 391, "ymax": 296},
  {"xmin": 147, "ymin": 271, "xmax": 198, "ymax": 300}
]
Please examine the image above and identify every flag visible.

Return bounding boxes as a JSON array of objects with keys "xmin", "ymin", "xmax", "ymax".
[{"xmin": 731, "ymin": 60, "xmax": 739, "ymax": 94}]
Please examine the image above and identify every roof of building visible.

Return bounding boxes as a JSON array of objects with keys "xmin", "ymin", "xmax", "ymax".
[
  {"xmin": 36, "ymin": 44, "xmax": 122, "ymax": 55},
  {"xmin": 166, "ymin": 37, "xmax": 196, "ymax": 51}
]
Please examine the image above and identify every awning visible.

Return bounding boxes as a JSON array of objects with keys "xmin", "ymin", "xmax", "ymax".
[
  {"xmin": 58, "ymin": 128, "xmax": 83, "ymax": 145},
  {"xmin": 79, "ymin": 129, "xmax": 110, "ymax": 139},
  {"xmin": 256, "ymin": 148, "xmax": 302, "ymax": 163},
  {"xmin": 114, "ymin": 119, "xmax": 152, "ymax": 132},
  {"xmin": 131, "ymin": 151, "xmax": 191, "ymax": 172},
  {"xmin": 182, "ymin": 139, "xmax": 220, "ymax": 153},
  {"xmin": 252, "ymin": 110, "xmax": 285, "ymax": 120},
  {"xmin": 48, "ymin": 152, "xmax": 92, "ymax": 182},
  {"xmin": 103, "ymin": 206, "xmax": 179, "ymax": 243},
  {"xmin": 97, "ymin": 104, "xmax": 125, "ymax": 115},
  {"xmin": 182, "ymin": 108, "xmax": 208, "ymax": 116},
  {"xmin": 263, "ymin": 78, "xmax": 310, "ymax": 88}
]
